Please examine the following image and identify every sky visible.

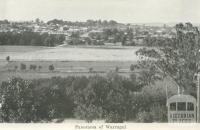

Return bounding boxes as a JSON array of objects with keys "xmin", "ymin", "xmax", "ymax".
[{"xmin": 0, "ymin": 0, "xmax": 200, "ymax": 23}]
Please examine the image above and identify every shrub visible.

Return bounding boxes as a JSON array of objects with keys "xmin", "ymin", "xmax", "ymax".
[
  {"xmin": 20, "ymin": 63, "xmax": 26, "ymax": 70},
  {"xmin": 30, "ymin": 65, "xmax": 37, "ymax": 71},
  {"xmin": 105, "ymin": 111, "xmax": 124, "ymax": 123},
  {"xmin": 89, "ymin": 67, "xmax": 93, "ymax": 73},
  {"xmin": 0, "ymin": 77, "xmax": 75, "ymax": 123},
  {"xmin": 74, "ymin": 104, "xmax": 103, "ymax": 123},
  {"xmin": 130, "ymin": 64, "xmax": 135, "ymax": 71},
  {"xmin": 0, "ymin": 72, "xmax": 168, "ymax": 123},
  {"xmin": 38, "ymin": 66, "xmax": 42, "ymax": 71},
  {"xmin": 0, "ymin": 78, "xmax": 36, "ymax": 122},
  {"xmin": 14, "ymin": 66, "xmax": 18, "ymax": 71},
  {"xmin": 136, "ymin": 104, "xmax": 167, "ymax": 123},
  {"xmin": 136, "ymin": 111, "xmax": 153, "ymax": 123},
  {"xmin": 115, "ymin": 66, "xmax": 119, "ymax": 72},
  {"xmin": 6, "ymin": 56, "xmax": 10, "ymax": 62},
  {"xmin": 49, "ymin": 64, "xmax": 55, "ymax": 71},
  {"xmin": 149, "ymin": 104, "xmax": 167, "ymax": 122}
]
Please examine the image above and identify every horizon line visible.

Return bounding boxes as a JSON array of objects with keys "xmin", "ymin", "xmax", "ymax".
[{"xmin": 1, "ymin": 19, "xmax": 200, "ymax": 25}]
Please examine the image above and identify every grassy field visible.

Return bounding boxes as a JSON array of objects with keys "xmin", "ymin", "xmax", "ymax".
[
  {"xmin": 0, "ymin": 60, "xmax": 138, "ymax": 83},
  {"xmin": 0, "ymin": 45, "xmax": 140, "ymax": 61},
  {"xmin": 0, "ymin": 45, "xmax": 49, "ymax": 52},
  {"xmin": 0, "ymin": 45, "xmax": 141, "ymax": 83},
  {"xmin": 5, "ymin": 60, "xmax": 136, "ymax": 72}
]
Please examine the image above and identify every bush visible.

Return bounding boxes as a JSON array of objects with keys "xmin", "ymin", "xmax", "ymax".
[
  {"xmin": 20, "ymin": 63, "xmax": 26, "ymax": 70},
  {"xmin": 49, "ymin": 64, "xmax": 55, "ymax": 71},
  {"xmin": 0, "ymin": 77, "xmax": 74, "ymax": 122},
  {"xmin": 130, "ymin": 64, "xmax": 135, "ymax": 71},
  {"xmin": 38, "ymin": 66, "xmax": 42, "ymax": 71},
  {"xmin": 6, "ymin": 56, "xmax": 10, "ymax": 62},
  {"xmin": 74, "ymin": 104, "xmax": 103, "ymax": 123},
  {"xmin": 136, "ymin": 104, "xmax": 167, "ymax": 123},
  {"xmin": 89, "ymin": 67, "xmax": 93, "ymax": 73},
  {"xmin": 115, "ymin": 66, "xmax": 119, "ymax": 72},
  {"xmin": 0, "ymin": 73, "xmax": 168, "ymax": 123},
  {"xmin": 14, "ymin": 66, "xmax": 18, "ymax": 71},
  {"xmin": 105, "ymin": 111, "xmax": 124, "ymax": 123},
  {"xmin": 149, "ymin": 104, "xmax": 167, "ymax": 122},
  {"xmin": 30, "ymin": 65, "xmax": 37, "ymax": 71},
  {"xmin": 31, "ymin": 78, "xmax": 74, "ymax": 120},
  {"xmin": 136, "ymin": 111, "xmax": 153, "ymax": 123},
  {"xmin": 0, "ymin": 78, "xmax": 36, "ymax": 122}
]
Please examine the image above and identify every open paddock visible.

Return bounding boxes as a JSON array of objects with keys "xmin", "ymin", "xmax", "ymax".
[
  {"xmin": 4, "ymin": 60, "xmax": 136, "ymax": 72},
  {"xmin": 0, "ymin": 45, "xmax": 143, "ymax": 84},
  {"xmin": 0, "ymin": 45, "xmax": 141, "ymax": 61}
]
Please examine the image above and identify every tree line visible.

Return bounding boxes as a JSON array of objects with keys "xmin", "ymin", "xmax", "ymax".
[
  {"xmin": 0, "ymin": 31, "xmax": 65, "ymax": 46},
  {"xmin": 47, "ymin": 19, "xmax": 119, "ymax": 27},
  {"xmin": 68, "ymin": 28, "xmax": 136, "ymax": 46}
]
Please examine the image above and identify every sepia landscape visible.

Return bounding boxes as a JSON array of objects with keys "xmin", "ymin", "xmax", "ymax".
[{"xmin": 0, "ymin": 0, "xmax": 200, "ymax": 124}]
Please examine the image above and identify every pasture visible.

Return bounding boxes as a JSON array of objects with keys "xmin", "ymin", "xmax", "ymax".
[
  {"xmin": 0, "ymin": 45, "xmax": 141, "ymax": 61},
  {"xmin": 0, "ymin": 45, "xmax": 140, "ymax": 83}
]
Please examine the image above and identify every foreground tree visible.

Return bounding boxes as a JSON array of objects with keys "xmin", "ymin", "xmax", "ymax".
[
  {"xmin": 136, "ymin": 23, "xmax": 200, "ymax": 96},
  {"xmin": 0, "ymin": 77, "xmax": 75, "ymax": 122},
  {"xmin": 0, "ymin": 78, "xmax": 36, "ymax": 122}
]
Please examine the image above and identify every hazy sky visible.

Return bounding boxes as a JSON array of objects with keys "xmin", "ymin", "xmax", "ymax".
[{"xmin": 0, "ymin": 0, "xmax": 200, "ymax": 23}]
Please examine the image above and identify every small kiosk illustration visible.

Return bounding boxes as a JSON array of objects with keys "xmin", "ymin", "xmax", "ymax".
[{"xmin": 167, "ymin": 94, "xmax": 197, "ymax": 123}]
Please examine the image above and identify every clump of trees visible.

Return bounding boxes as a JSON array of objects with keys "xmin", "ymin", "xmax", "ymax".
[
  {"xmin": 143, "ymin": 36, "xmax": 172, "ymax": 47},
  {"xmin": 47, "ymin": 19, "xmax": 118, "ymax": 27},
  {"xmin": 0, "ymin": 77, "xmax": 74, "ymax": 122},
  {"xmin": 0, "ymin": 72, "xmax": 168, "ymax": 123},
  {"xmin": 0, "ymin": 78, "xmax": 36, "ymax": 122},
  {"xmin": 88, "ymin": 28, "xmax": 135, "ymax": 46},
  {"xmin": 0, "ymin": 31, "xmax": 65, "ymax": 47},
  {"xmin": 68, "ymin": 32, "xmax": 85, "ymax": 45},
  {"xmin": 30, "ymin": 65, "xmax": 37, "ymax": 71},
  {"xmin": 67, "ymin": 27, "xmax": 136, "ymax": 46},
  {"xmin": 9, "ymin": 64, "xmax": 56, "ymax": 72}
]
